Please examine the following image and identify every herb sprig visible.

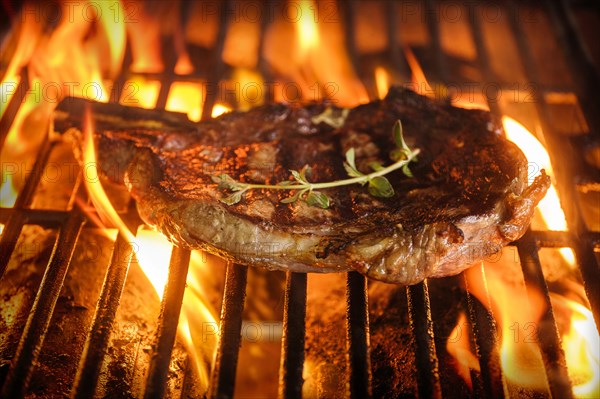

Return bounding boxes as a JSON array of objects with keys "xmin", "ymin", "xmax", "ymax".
[{"xmin": 212, "ymin": 120, "xmax": 419, "ymax": 209}]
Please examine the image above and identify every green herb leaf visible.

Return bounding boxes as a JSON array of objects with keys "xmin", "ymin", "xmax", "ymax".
[
  {"xmin": 212, "ymin": 174, "xmax": 243, "ymax": 191},
  {"xmin": 369, "ymin": 161, "xmax": 384, "ymax": 172},
  {"xmin": 344, "ymin": 148, "xmax": 365, "ymax": 178},
  {"xmin": 280, "ymin": 188, "xmax": 307, "ymax": 204},
  {"xmin": 311, "ymin": 107, "xmax": 350, "ymax": 128},
  {"xmin": 306, "ymin": 191, "xmax": 330, "ymax": 208},
  {"xmin": 393, "ymin": 120, "xmax": 410, "ymax": 151},
  {"xmin": 220, "ymin": 189, "xmax": 247, "ymax": 205},
  {"xmin": 368, "ymin": 176, "xmax": 395, "ymax": 198},
  {"xmin": 401, "ymin": 163, "xmax": 413, "ymax": 178},
  {"xmin": 290, "ymin": 170, "xmax": 307, "ymax": 184}
]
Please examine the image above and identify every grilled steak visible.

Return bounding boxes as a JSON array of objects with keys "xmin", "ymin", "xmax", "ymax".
[{"xmin": 56, "ymin": 87, "xmax": 550, "ymax": 285}]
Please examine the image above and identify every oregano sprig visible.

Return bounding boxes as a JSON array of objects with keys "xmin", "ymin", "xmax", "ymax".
[{"xmin": 212, "ymin": 120, "xmax": 419, "ymax": 209}]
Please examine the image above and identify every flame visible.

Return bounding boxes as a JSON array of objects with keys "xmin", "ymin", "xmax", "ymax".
[
  {"xmin": 465, "ymin": 264, "xmax": 548, "ymax": 389},
  {"xmin": 404, "ymin": 47, "xmax": 434, "ymax": 98},
  {"xmin": 127, "ymin": 0, "xmax": 164, "ymax": 73},
  {"xmin": 95, "ymin": 0, "xmax": 126, "ymax": 78},
  {"xmin": 0, "ymin": 174, "xmax": 19, "ymax": 235},
  {"xmin": 502, "ymin": 117, "xmax": 576, "ymax": 266},
  {"xmin": 166, "ymin": 82, "xmax": 204, "ymax": 122},
  {"xmin": 120, "ymin": 77, "xmax": 161, "ymax": 109},
  {"xmin": 374, "ymin": 67, "xmax": 390, "ymax": 100},
  {"xmin": 446, "ymin": 312, "xmax": 480, "ymax": 389},
  {"xmin": 82, "ymin": 110, "xmax": 217, "ymax": 388},
  {"xmin": 297, "ymin": 0, "xmax": 319, "ymax": 58},
  {"xmin": 551, "ymin": 294, "xmax": 600, "ymax": 398},
  {"xmin": 211, "ymin": 103, "xmax": 231, "ymax": 118},
  {"xmin": 232, "ymin": 68, "xmax": 264, "ymax": 111}
]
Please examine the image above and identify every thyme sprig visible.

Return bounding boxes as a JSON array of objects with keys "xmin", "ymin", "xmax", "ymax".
[{"xmin": 212, "ymin": 120, "xmax": 419, "ymax": 209}]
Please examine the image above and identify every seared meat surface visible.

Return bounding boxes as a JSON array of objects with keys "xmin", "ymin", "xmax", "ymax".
[{"xmin": 56, "ymin": 87, "xmax": 549, "ymax": 284}]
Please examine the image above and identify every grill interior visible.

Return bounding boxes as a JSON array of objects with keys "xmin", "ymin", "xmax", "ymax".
[{"xmin": 1, "ymin": 1, "xmax": 599, "ymax": 398}]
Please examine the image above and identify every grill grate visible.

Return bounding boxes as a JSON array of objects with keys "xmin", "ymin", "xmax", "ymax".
[{"xmin": 1, "ymin": 1, "xmax": 599, "ymax": 398}]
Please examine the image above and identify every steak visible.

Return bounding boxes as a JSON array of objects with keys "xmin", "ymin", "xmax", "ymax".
[{"xmin": 56, "ymin": 87, "xmax": 550, "ymax": 285}]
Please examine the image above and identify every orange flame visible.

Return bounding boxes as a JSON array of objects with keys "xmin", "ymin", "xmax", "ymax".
[
  {"xmin": 211, "ymin": 103, "xmax": 231, "ymax": 118},
  {"xmin": 296, "ymin": 0, "xmax": 319, "ymax": 59},
  {"xmin": 374, "ymin": 67, "xmax": 390, "ymax": 100},
  {"xmin": 82, "ymin": 110, "xmax": 217, "ymax": 388},
  {"xmin": 404, "ymin": 47, "xmax": 434, "ymax": 98},
  {"xmin": 446, "ymin": 312, "xmax": 480, "ymax": 389},
  {"xmin": 465, "ymin": 264, "xmax": 548, "ymax": 389},
  {"xmin": 166, "ymin": 82, "xmax": 204, "ymax": 122},
  {"xmin": 551, "ymin": 293, "xmax": 600, "ymax": 398},
  {"xmin": 120, "ymin": 77, "xmax": 161, "ymax": 109},
  {"xmin": 502, "ymin": 117, "xmax": 576, "ymax": 266}
]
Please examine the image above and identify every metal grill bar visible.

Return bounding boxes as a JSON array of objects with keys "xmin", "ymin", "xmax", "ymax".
[
  {"xmin": 406, "ymin": 280, "xmax": 442, "ymax": 399},
  {"xmin": 463, "ymin": 267, "xmax": 506, "ymax": 399},
  {"xmin": 144, "ymin": 246, "xmax": 192, "ymax": 399},
  {"xmin": 0, "ymin": 135, "xmax": 54, "ymax": 279},
  {"xmin": 278, "ymin": 272, "xmax": 307, "ymax": 399},
  {"xmin": 71, "ymin": 228, "xmax": 138, "ymax": 399},
  {"xmin": 201, "ymin": 0, "xmax": 231, "ymax": 120},
  {"xmin": 545, "ymin": 0, "xmax": 600, "ymax": 134},
  {"xmin": 209, "ymin": 263, "xmax": 248, "ymax": 399},
  {"xmin": 0, "ymin": 209, "xmax": 85, "ymax": 399},
  {"xmin": 516, "ymin": 231, "xmax": 574, "ymax": 399},
  {"xmin": 346, "ymin": 272, "xmax": 372, "ymax": 399}
]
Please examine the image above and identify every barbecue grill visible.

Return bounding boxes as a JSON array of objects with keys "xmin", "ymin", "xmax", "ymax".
[{"xmin": 0, "ymin": 1, "xmax": 599, "ymax": 398}]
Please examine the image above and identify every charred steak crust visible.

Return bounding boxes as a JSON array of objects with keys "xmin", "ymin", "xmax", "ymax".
[{"xmin": 61, "ymin": 87, "xmax": 550, "ymax": 285}]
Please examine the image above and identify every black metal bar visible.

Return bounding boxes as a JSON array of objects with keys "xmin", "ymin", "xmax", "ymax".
[
  {"xmin": 143, "ymin": 246, "xmax": 191, "ymax": 399},
  {"xmin": 463, "ymin": 267, "xmax": 506, "ymax": 399},
  {"xmin": 340, "ymin": 1, "xmax": 359, "ymax": 76},
  {"xmin": 507, "ymin": 1, "xmax": 600, "ymax": 330},
  {"xmin": 201, "ymin": 0, "xmax": 231, "ymax": 120},
  {"xmin": 0, "ymin": 136, "xmax": 54, "ymax": 280},
  {"xmin": 71, "ymin": 231, "xmax": 137, "ymax": 399},
  {"xmin": 346, "ymin": 272, "xmax": 372, "ymax": 399},
  {"xmin": 258, "ymin": 0, "xmax": 275, "ymax": 103},
  {"xmin": 424, "ymin": 0, "xmax": 450, "ymax": 94},
  {"xmin": 278, "ymin": 272, "xmax": 307, "ymax": 399},
  {"xmin": 467, "ymin": 3, "xmax": 502, "ymax": 118},
  {"xmin": 385, "ymin": 1, "xmax": 411, "ymax": 80},
  {"xmin": 406, "ymin": 280, "xmax": 442, "ymax": 399},
  {"xmin": 209, "ymin": 263, "xmax": 248, "ymax": 399},
  {"xmin": 0, "ymin": 212, "xmax": 85, "ymax": 399},
  {"xmin": 516, "ymin": 231, "xmax": 574, "ymax": 399},
  {"xmin": 545, "ymin": 0, "xmax": 600, "ymax": 135}
]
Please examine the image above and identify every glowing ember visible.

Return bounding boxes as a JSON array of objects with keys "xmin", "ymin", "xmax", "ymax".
[
  {"xmin": 120, "ymin": 77, "xmax": 161, "ymax": 109},
  {"xmin": 374, "ymin": 66, "xmax": 390, "ymax": 100},
  {"xmin": 82, "ymin": 110, "xmax": 217, "ymax": 389},
  {"xmin": 232, "ymin": 68, "xmax": 265, "ymax": 111},
  {"xmin": 166, "ymin": 82, "xmax": 204, "ymax": 122},
  {"xmin": 502, "ymin": 117, "xmax": 576, "ymax": 266},
  {"xmin": 551, "ymin": 293, "xmax": 600, "ymax": 398},
  {"xmin": 446, "ymin": 312, "xmax": 480, "ymax": 389},
  {"xmin": 211, "ymin": 103, "xmax": 232, "ymax": 118},
  {"xmin": 0, "ymin": 174, "xmax": 18, "ymax": 209}
]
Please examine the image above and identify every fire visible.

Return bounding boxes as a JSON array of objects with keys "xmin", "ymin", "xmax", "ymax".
[
  {"xmin": 404, "ymin": 47, "xmax": 434, "ymax": 98},
  {"xmin": 446, "ymin": 312, "xmax": 480, "ymax": 389},
  {"xmin": 82, "ymin": 110, "xmax": 217, "ymax": 389},
  {"xmin": 120, "ymin": 77, "xmax": 161, "ymax": 109},
  {"xmin": 211, "ymin": 103, "xmax": 231, "ymax": 118},
  {"xmin": 551, "ymin": 293, "xmax": 600, "ymax": 398},
  {"xmin": 0, "ymin": 174, "xmax": 19, "ymax": 235},
  {"xmin": 297, "ymin": 0, "xmax": 319, "ymax": 58},
  {"xmin": 374, "ymin": 67, "xmax": 390, "ymax": 100},
  {"xmin": 502, "ymin": 117, "xmax": 576, "ymax": 266},
  {"xmin": 166, "ymin": 82, "xmax": 204, "ymax": 122},
  {"xmin": 465, "ymin": 264, "xmax": 548, "ymax": 390}
]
